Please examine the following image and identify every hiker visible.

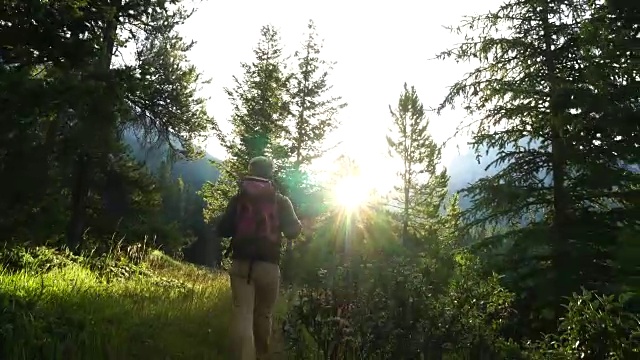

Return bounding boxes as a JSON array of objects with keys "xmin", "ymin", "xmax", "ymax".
[{"xmin": 217, "ymin": 156, "xmax": 302, "ymax": 360}]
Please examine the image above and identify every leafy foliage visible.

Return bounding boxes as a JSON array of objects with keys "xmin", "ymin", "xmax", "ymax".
[
  {"xmin": 524, "ymin": 290, "xmax": 640, "ymax": 359},
  {"xmin": 285, "ymin": 246, "xmax": 514, "ymax": 359}
]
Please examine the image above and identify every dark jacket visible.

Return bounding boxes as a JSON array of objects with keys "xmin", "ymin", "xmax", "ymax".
[{"xmin": 217, "ymin": 182, "xmax": 302, "ymax": 264}]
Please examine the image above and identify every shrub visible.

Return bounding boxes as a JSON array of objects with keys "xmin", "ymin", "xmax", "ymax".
[
  {"xmin": 525, "ymin": 290, "xmax": 640, "ymax": 359},
  {"xmin": 284, "ymin": 249, "xmax": 514, "ymax": 359}
]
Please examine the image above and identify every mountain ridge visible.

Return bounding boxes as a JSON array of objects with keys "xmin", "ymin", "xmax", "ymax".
[{"xmin": 122, "ymin": 130, "xmax": 221, "ymax": 190}]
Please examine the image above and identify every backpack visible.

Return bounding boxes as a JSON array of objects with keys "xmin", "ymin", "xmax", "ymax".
[{"xmin": 230, "ymin": 176, "xmax": 281, "ymax": 267}]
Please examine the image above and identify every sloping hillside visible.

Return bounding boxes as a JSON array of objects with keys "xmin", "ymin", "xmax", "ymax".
[
  {"xmin": 123, "ymin": 131, "xmax": 221, "ymax": 191},
  {"xmin": 0, "ymin": 247, "xmax": 229, "ymax": 358},
  {"xmin": 122, "ymin": 131, "xmax": 222, "ymax": 267}
]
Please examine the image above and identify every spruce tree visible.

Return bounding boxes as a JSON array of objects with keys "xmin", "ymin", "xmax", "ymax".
[
  {"xmin": 437, "ymin": 0, "xmax": 639, "ymax": 337},
  {"xmin": 288, "ymin": 19, "xmax": 347, "ymax": 169},
  {"xmin": 386, "ymin": 83, "xmax": 448, "ymax": 246},
  {"xmin": 203, "ymin": 25, "xmax": 290, "ymax": 218},
  {"xmin": 0, "ymin": 0, "xmax": 213, "ymax": 248},
  {"xmin": 281, "ymin": 20, "xmax": 346, "ymax": 266}
]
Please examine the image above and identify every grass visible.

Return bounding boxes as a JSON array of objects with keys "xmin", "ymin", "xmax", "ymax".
[{"xmin": 0, "ymin": 246, "xmax": 264, "ymax": 360}]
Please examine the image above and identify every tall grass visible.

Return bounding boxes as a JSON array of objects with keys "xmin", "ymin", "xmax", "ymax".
[{"xmin": 0, "ymin": 247, "xmax": 233, "ymax": 359}]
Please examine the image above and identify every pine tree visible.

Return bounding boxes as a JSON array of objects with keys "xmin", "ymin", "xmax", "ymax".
[
  {"xmin": 71, "ymin": 2, "xmax": 212, "ymax": 249},
  {"xmin": 204, "ymin": 25, "xmax": 290, "ymax": 218},
  {"xmin": 224, "ymin": 25, "xmax": 289, "ymax": 168},
  {"xmin": 573, "ymin": 2, "xmax": 640, "ymax": 298},
  {"xmin": 288, "ymin": 20, "xmax": 347, "ymax": 169},
  {"xmin": 0, "ymin": 0, "xmax": 213, "ymax": 248},
  {"xmin": 127, "ymin": 21, "xmax": 213, "ymax": 159},
  {"xmin": 279, "ymin": 20, "xmax": 346, "ymax": 268},
  {"xmin": 437, "ymin": 0, "xmax": 639, "ymax": 337},
  {"xmin": 386, "ymin": 83, "xmax": 448, "ymax": 246}
]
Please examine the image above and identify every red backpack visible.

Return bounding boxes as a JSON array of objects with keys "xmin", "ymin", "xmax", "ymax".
[{"xmin": 231, "ymin": 176, "xmax": 281, "ymax": 272}]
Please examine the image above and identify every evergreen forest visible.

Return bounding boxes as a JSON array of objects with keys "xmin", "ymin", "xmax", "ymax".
[{"xmin": 1, "ymin": 0, "xmax": 639, "ymax": 358}]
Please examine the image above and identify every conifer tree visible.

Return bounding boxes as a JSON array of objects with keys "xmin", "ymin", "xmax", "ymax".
[
  {"xmin": 0, "ymin": 0, "xmax": 213, "ymax": 248},
  {"xmin": 288, "ymin": 20, "xmax": 347, "ymax": 169},
  {"xmin": 281, "ymin": 20, "xmax": 346, "ymax": 263},
  {"xmin": 386, "ymin": 83, "xmax": 448, "ymax": 246},
  {"xmin": 203, "ymin": 25, "xmax": 290, "ymax": 218},
  {"xmin": 437, "ymin": 0, "xmax": 639, "ymax": 337}
]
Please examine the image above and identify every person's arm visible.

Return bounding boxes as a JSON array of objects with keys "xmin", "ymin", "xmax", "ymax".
[
  {"xmin": 278, "ymin": 194, "xmax": 302, "ymax": 240},
  {"xmin": 216, "ymin": 195, "xmax": 238, "ymax": 238}
]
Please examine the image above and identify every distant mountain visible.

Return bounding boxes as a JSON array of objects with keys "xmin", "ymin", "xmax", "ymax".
[
  {"xmin": 445, "ymin": 146, "xmax": 499, "ymax": 209},
  {"xmin": 122, "ymin": 130, "xmax": 221, "ymax": 191},
  {"xmin": 119, "ymin": 127, "xmax": 519, "ymax": 207},
  {"xmin": 446, "ymin": 138, "xmax": 545, "ymax": 209},
  {"xmin": 447, "ymin": 149, "xmax": 498, "ymax": 189}
]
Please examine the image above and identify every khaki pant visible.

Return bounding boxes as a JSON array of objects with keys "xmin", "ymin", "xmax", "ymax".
[{"xmin": 229, "ymin": 259, "xmax": 280, "ymax": 360}]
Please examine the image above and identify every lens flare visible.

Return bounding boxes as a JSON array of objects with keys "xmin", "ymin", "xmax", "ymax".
[{"xmin": 333, "ymin": 176, "xmax": 369, "ymax": 211}]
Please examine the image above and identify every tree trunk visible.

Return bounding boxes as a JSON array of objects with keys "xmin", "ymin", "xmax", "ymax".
[
  {"xmin": 65, "ymin": 1, "xmax": 119, "ymax": 250},
  {"xmin": 401, "ymin": 114, "xmax": 410, "ymax": 246},
  {"xmin": 66, "ymin": 153, "xmax": 89, "ymax": 250},
  {"xmin": 542, "ymin": 0, "xmax": 572, "ymax": 313},
  {"xmin": 402, "ymin": 185, "xmax": 409, "ymax": 245}
]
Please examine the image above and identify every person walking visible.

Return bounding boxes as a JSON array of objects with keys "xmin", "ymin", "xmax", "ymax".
[{"xmin": 217, "ymin": 156, "xmax": 302, "ymax": 360}]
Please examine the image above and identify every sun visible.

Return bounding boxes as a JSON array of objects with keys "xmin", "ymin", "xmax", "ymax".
[{"xmin": 333, "ymin": 175, "xmax": 371, "ymax": 211}]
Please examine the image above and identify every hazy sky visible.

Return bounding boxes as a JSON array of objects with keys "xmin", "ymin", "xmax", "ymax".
[{"xmin": 179, "ymin": 0, "xmax": 501, "ymax": 190}]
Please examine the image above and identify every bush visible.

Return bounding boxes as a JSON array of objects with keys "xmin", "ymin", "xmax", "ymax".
[
  {"xmin": 525, "ymin": 290, "xmax": 640, "ymax": 359},
  {"xmin": 284, "ymin": 248, "xmax": 514, "ymax": 359}
]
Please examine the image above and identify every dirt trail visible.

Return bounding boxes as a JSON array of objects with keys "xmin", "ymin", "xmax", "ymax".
[{"xmin": 270, "ymin": 326, "xmax": 288, "ymax": 359}]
